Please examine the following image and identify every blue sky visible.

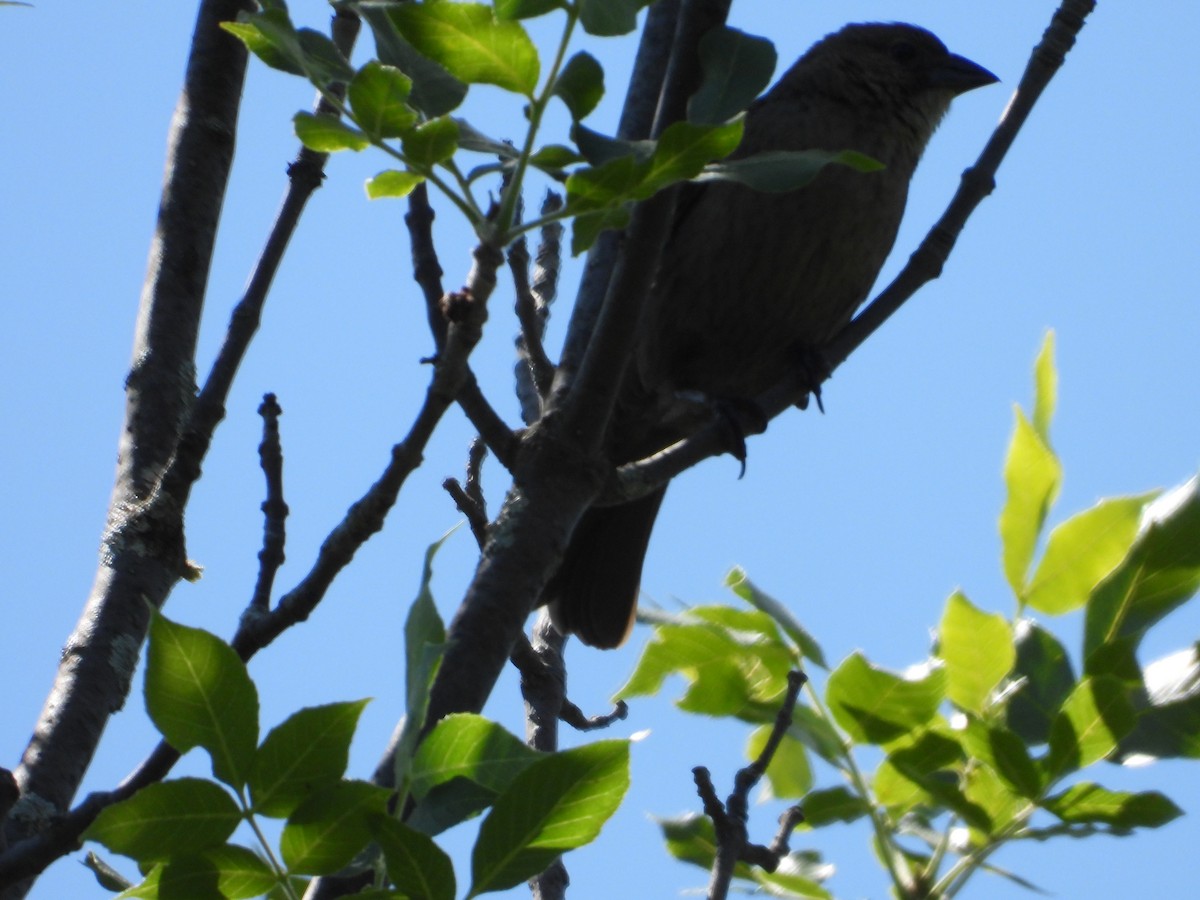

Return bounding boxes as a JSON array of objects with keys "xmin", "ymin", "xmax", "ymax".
[{"xmin": 2, "ymin": 1, "xmax": 1198, "ymax": 898}]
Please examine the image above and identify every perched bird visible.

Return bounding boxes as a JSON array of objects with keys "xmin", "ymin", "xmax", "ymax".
[{"xmin": 550, "ymin": 23, "xmax": 998, "ymax": 648}]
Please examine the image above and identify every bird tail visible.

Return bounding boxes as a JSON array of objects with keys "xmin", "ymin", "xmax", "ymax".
[{"xmin": 547, "ymin": 486, "xmax": 667, "ymax": 648}]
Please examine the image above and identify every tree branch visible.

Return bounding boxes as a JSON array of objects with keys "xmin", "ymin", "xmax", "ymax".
[{"xmin": 1, "ymin": 1, "xmax": 256, "ymax": 873}]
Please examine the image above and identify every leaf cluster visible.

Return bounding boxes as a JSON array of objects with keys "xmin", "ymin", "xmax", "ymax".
[
  {"xmin": 83, "ymin": 537, "xmax": 630, "ymax": 900},
  {"xmin": 627, "ymin": 333, "xmax": 1200, "ymax": 899},
  {"xmin": 223, "ymin": 0, "xmax": 871, "ymax": 253}
]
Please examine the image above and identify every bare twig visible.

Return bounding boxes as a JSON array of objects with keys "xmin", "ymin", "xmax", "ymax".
[
  {"xmin": 696, "ymin": 671, "xmax": 808, "ymax": 900},
  {"xmin": 249, "ymin": 393, "xmax": 288, "ymax": 612},
  {"xmin": 443, "ymin": 478, "xmax": 489, "ymax": 548},
  {"xmin": 531, "ymin": 191, "xmax": 564, "ymax": 316},
  {"xmin": 464, "ymin": 437, "xmax": 488, "ymax": 517},
  {"xmin": 405, "ymin": 183, "xmax": 448, "ymax": 350},
  {"xmin": 515, "ymin": 191, "xmax": 565, "ymax": 427},
  {"xmin": 405, "ymin": 183, "xmax": 520, "ymax": 468}
]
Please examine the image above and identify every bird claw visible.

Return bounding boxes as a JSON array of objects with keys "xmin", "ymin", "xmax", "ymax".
[
  {"xmin": 792, "ymin": 345, "xmax": 832, "ymax": 413},
  {"xmin": 713, "ymin": 398, "xmax": 768, "ymax": 479}
]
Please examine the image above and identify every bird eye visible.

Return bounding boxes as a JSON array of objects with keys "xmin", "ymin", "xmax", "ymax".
[{"xmin": 890, "ymin": 40, "xmax": 917, "ymax": 63}]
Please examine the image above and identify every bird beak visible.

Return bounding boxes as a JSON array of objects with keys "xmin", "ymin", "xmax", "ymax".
[{"xmin": 928, "ymin": 53, "xmax": 999, "ymax": 95}]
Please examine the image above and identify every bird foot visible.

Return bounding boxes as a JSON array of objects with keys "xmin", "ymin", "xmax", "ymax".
[
  {"xmin": 713, "ymin": 397, "xmax": 768, "ymax": 479},
  {"xmin": 670, "ymin": 391, "xmax": 766, "ymax": 478},
  {"xmin": 791, "ymin": 345, "xmax": 832, "ymax": 413}
]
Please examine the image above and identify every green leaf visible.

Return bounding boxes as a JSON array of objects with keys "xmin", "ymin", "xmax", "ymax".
[
  {"xmin": 407, "ymin": 776, "xmax": 500, "ymax": 836},
  {"xmin": 1000, "ymin": 407, "xmax": 1062, "ymax": 597},
  {"xmin": 1006, "ymin": 619, "xmax": 1077, "ymax": 745},
  {"xmin": 788, "ymin": 705, "xmax": 846, "ymax": 767},
  {"xmin": 747, "ymin": 728, "xmax": 811, "ymax": 799},
  {"xmin": 1115, "ymin": 643, "xmax": 1200, "ymax": 762},
  {"xmin": 403, "ymin": 117, "xmax": 460, "ymax": 167},
  {"xmin": 83, "ymin": 851, "xmax": 132, "ymax": 893},
  {"xmin": 222, "ymin": 11, "xmax": 352, "ymax": 87},
  {"xmin": 577, "ymin": 0, "xmax": 648, "ymax": 36},
  {"xmin": 360, "ymin": 5, "xmax": 468, "ymax": 116},
  {"xmin": 221, "ymin": 9, "xmax": 305, "ymax": 77},
  {"xmin": 642, "ymin": 120, "xmax": 744, "ymax": 192},
  {"xmin": 468, "ymin": 740, "xmax": 629, "ymax": 895},
  {"xmin": 615, "ymin": 618, "xmax": 794, "ymax": 721},
  {"xmin": 529, "ymin": 143, "xmax": 585, "ymax": 173},
  {"xmin": 697, "ymin": 148, "xmax": 881, "ymax": 193},
  {"xmin": 294, "ymin": 112, "xmax": 370, "ymax": 152},
  {"xmin": 84, "ymin": 778, "xmax": 239, "ymax": 864},
  {"xmin": 1084, "ymin": 475, "xmax": 1200, "ymax": 660},
  {"xmin": 938, "ymin": 592, "xmax": 1014, "ymax": 714},
  {"xmin": 280, "ymin": 780, "xmax": 391, "ymax": 875},
  {"xmin": 348, "ymin": 61, "xmax": 417, "ymax": 138},
  {"xmin": 366, "ymin": 169, "xmax": 425, "ymax": 199},
  {"xmin": 250, "ymin": 699, "xmax": 370, "ymax": 818},
  {"xmin": 689, "ymin": 27, "xmax": 777, "ymax": 125},
  {"xmin": 1032, "ymin": 330, "xmax": 1056, "ymax": 441},
  {"xmin": 880, "ymin": 732, "xmax": 992, "ymax": 832},
  {"xmin": 295, "ymin": 28, "xmax": 356, "ymax": 87},
  {"xmin": 826, "ymin": 653, "xmax": 944, "ymax": 745},
  {"xmin": 1042, "ymin": 783, "xmax": 1182, "ymax": 829},
  {"xmin": 150, "ymin": 856, "xmax": 222, "ymax": 899},
  {"xmin": 960, "ymin": 717, "xmax": 1043, "ymax": 799},
  {"xmin": 553, "ymin": 51, "xmax": 604, "ymax": 121},
  {"xmin": 410, "ymin": 713, "xmax": 539, "ymax": 800},
  {"xmin": 192, "ymin": 845, "xmax": 276, "ymax": 900},
  {"xmin": 1085, "ymin": 637, "xmax": 1143, "ymax": 685},
  {"xmin": 725, "ymin": 567, "xmax": 827, "ymax": 668},
  {"xmin": 799, "ymin": 786, "xmax": 869, "ymax": 827},
  {"xmin": 570, "ymin": 206, "xmax": 629, "ymax": 255},
  {"xmin": 752, "ymin": 859, "xmax": 833, "ymax": 900},
  {"xmin": 494, "ymin": 0, "xmax": 562, "ymax": 18},
  {"xmin": 119, "ymin": 846, "xmax": 277, "ymax": 900},
  {"xmin": 565, "ymin": 154, "xmax": 646, "ymax": 213},
  {"xmin": 658, "ymin": 813, "xmax": 717, "ymax": 870},
  {"xmin": 389, "ymin": 2, "xmax": 539, "ymax": 96},
  {"xmin": 1025, "ymin": 494, "xmax": 1153, "ymax": 614},
  {"xmin": 389, "ymin": 532, "xmax": 452, "ymax": 802},
  {"xmin": 571, "ymin": 123, "xmax": 654, "ymax": 165},
  {"xmin": 963, "ymin": 763, "xmax": 1023, "ymax": 834},
  {"xmin": 373, "ymin": 816, "xmax": 456, "ymax": 900},
  {"xmin": 1047, "ymin": 676, "xmax": 1137, "ymax": 775},
  {"xmin": 145, "ymin": 612, "xmax": 258, "ymax": 789}
]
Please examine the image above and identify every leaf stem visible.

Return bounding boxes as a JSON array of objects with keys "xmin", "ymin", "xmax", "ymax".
[
  {"xmin": 493, "ymin": 5, "xmax": 579, "ymax": 238},
  {"xmin": 801, "ymin": 679, "xmax": 915, "ymax": 895},
  {"xmin": 239, "ymin": 790, "xmax": 299, "ymax": 900}
]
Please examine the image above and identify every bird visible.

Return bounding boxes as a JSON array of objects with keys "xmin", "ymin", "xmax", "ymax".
[{"xmin": 549, "ymin": 22, "xmax": 999, "ymax": 648}]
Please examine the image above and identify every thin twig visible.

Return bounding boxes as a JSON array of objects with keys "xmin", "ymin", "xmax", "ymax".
[
  {"xmin": 443, "ymin": 478, "xmax": 489, "ymax": 548},
  {"xmin": 464, "ymin": 437, "xmax": 488, "ymax": 517},
  {"xmin": 405, "ymin": 183, "xmax": 520, "ymax": 468},
  {"xmin": 531, "ymin": 191, "xmax": 564, "ymax": 318},
  {"xmin": 249, "ymin": 393, "xmax": 288, "ymax": 612},
  {"xmin": 696, "ymin": 671, "xmax": 807, "ymax": 900}
]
